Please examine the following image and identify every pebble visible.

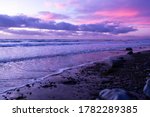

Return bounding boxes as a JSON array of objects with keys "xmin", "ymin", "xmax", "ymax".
[
  {"xmin": 99, "ymin": 88, "xmax": 137, "ymax": 100},
  {"xmin": 143, "ymin": 79, "xmax": 150, "ymax": 98},
  {"xmin": 126, "ymin": 47, "xmax": 133, "ymax": 51},
  {"xmin": 127, "ymin": 51, "xmax": 133, "ymax": 55}
]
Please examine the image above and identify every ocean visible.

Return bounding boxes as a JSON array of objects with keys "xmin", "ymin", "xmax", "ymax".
[{"xmin": 0, "ymin": 39, "xmax": 150, "ymax": 93}]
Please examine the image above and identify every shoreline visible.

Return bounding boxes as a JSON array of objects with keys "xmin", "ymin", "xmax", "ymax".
[{"xmin": 0, "ymin": 49, "xmax": 150, "ymax": 100}]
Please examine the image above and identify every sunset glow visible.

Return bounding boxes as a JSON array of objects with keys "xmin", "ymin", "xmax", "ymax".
[
  {"xmin": 94, "ymin": 9, "xmax": 139, "ymax": 17},
  {"xmin": 0, "ymin": 0, "xmax": 150, "ymax": 39}
]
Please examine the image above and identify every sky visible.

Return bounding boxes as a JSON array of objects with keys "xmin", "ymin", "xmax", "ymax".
[{"xmin": 0, "ymin": 0, "xmax": 150, "ymax": 39}]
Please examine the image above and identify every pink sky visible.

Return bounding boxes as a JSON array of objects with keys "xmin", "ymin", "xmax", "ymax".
[{"xmin": 0, "ymin": 0, "xmax": 150, "ymax": 39}]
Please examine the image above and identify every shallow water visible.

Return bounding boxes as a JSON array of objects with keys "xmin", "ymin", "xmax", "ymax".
[{"xmin": 0, "ymin": 39, "xmax": 150, "ymax": 93}]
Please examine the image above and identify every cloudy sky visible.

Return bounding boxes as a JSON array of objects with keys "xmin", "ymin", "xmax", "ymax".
[{"xmin": 0, "ymin": 0, "xmax": 150, "ymax": 39}]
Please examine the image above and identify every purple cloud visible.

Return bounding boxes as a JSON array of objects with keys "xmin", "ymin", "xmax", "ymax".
[
  {"xmin": 79, "ymin": 23, "xmax": 137, "ymax": 34},
  {"xmin": 0, "ymin": 14, "xmax": 137, "ymax": 35},
  {"xmin": 0, "ymin": 14, "xmax": 40, "ymax": 27},
  {"xmin": 56, "ymin": 22, "xmax": 78, "ymax": 31}
]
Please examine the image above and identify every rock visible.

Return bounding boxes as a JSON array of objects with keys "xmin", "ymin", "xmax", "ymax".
[
  {"xmin": 41, "ymin": 82, "xmax": 57, "ymax": 88},
  {"xmin": 99, "ymin": 88, "xmax": 137, "ymax": 100},
  {"xmin": 26, "ymin": 84, "xmax": 31, "ymax": 88},
  {"xmin": 7, "ymin": 93, "xmax": 26, "ymax": 100},
  {"xmin": 126, "ymin": 47, "xmax": 133, "ymax": 51},
  {"xmin": 125, "ymin": 47, "xmax": 133, "ymax": 55},
  {"xmin": 127, "ymin": 51, "xmax": 133, "ymax": 55},
  {"xmin": 143, "ymin": 79, "xmax": 150, "ymax": 98},
  {"xmin": 16, "ymin": 89, "xmax": 20, "ymax": 92}
]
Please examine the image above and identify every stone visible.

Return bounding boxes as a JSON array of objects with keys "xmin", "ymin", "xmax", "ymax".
[
  {"xmin": 143, "ymin": 79, "xmax": 150, "ymax": 98},
  {"xmin": 125, "ymin": 47, "xmax": 133, "ymax": 55},
  {"xmin": 127, "ymin": 51, "xmax": 133, "ymax": 55},
  {"xmin": 126, "ymin": 47, "xmax": 133, "ymax": 51},
  {"xmin": 99, "ymin": 88, "xmax": 136, "ymax": 100}
]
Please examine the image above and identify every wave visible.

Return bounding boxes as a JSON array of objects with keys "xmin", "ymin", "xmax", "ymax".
[
  {"xmin": 0, "ymin": 46, "xmax": 150, "ymax": 63},
  {"xmin": 0, "ymin": 42, "xmax": 99, "ymax": 47},
  {"xmin": 0, "ymin": 48, "xmax": 120, "ymax": 63},
  {"xmin": 0, "ymin": 39, "xmax": 111, "ymax": 47},
  {"xmin": 0, "ymin": 39, "xmax": 149, "ymax": 63},
  {"xmin": 0, "ymin": 39, "xmax": 149, "ymax": 48}
]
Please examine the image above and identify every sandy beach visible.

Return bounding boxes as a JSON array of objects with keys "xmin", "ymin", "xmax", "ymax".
[{"xmin": 0, "ymin": 50, "xmax": 150, "ymax": 100}]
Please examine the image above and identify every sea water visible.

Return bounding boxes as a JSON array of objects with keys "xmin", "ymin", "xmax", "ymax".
[{"xmin": 0, "ymin": 39, "xmax": 150, "ymax": 93}]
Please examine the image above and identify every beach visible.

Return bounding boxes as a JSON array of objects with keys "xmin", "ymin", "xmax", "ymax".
[
  {"xmin": 0, "ymin": 49, "xmax": 150, "ymax": 100},
  {"xmin": 0, "ymin": 0, "xmax": 150, "ymax": 101},
  {"xmin": 0, "ymin": 39, "xmax": 150, "ymax": 94}
]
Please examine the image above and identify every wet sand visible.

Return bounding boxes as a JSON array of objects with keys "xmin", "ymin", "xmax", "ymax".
[{"xmin": 0, "ymin": 50, "xmax": 150, "ymax": 100}]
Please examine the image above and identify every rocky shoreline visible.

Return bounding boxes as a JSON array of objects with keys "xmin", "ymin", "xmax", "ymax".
[{"xmin": 0, "ymin": 50, "xmax": 150, "ymax": 100}]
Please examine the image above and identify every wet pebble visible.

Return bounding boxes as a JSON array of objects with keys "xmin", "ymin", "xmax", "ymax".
[
  {"xmin": 143, "ymin": 79, "xmax": 150, "ymax": 98},
  {"xmin": 98, "ymin": 88, "xmax": 137, "ymax": 100}
]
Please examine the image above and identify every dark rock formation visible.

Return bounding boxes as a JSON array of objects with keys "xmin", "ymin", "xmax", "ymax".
[
  {"xmin": 126, "ymin": 47, "xmax": 133, "ymax": 51},
  {"xmin": 127, "ymin": 51, "xmax": 133, "ymax": 55}
]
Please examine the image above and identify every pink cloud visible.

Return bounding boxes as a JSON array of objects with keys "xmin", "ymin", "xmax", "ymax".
[
  {"xmin": 38, "ymin": 11, "xmax": 69, "ymax": 21},
  {"xmin": 74, "ymin": 8, "xmax": 146, "ymax": 26},
  {"xmin": 94, "ymin": 9, "xmax": 139, "ymax": 17}
]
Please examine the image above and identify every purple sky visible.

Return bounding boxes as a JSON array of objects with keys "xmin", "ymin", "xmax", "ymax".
[{"xmin": 0, "ymin": 0, "xmax": 150, "ymax": 39}]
